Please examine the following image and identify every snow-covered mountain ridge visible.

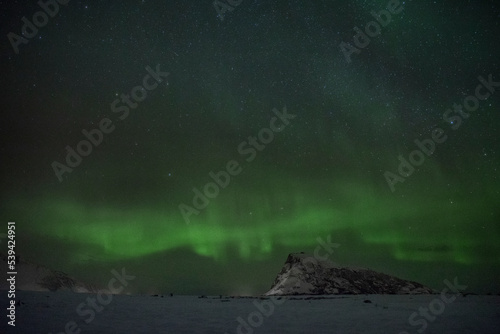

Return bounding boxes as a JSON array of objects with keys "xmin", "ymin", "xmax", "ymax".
[
  {"xmin": 265, "ymin": 253, "xmax": 434, "ymax": 295},
  {"xmin": 0, "ymin": 254, "xmax": 97, "ymax": 293}
]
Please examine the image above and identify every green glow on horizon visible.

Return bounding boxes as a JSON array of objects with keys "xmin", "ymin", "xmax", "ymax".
[{"xmin": 13, "ymin": 172, "xmax": 498, "ymax": 267}]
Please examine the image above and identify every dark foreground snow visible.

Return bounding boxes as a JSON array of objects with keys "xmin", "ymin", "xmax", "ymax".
[{"xmin": 1, "ymin": 291, "xmax": 499, "ymax": 333}]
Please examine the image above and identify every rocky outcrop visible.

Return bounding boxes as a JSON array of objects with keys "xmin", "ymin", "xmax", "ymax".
[{"xmin": 265, "ymin": 253, "xmax": 433, "ymax": 295}]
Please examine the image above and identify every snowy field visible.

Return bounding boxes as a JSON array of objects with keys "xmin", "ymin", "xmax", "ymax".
[{"xmin": 1, "ymin": 291, "xmax": 499, "ymax": 333}]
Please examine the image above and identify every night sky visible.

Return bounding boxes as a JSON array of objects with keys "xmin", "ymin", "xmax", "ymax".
[{"xmin": 1, "ymin": 0, "xmax": 499, "ymax": 295}]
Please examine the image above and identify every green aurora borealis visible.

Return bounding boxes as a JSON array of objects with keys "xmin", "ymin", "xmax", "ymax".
[{"xmin": 1, "ymin": 1, "xmax": 499, "ymax": 295}]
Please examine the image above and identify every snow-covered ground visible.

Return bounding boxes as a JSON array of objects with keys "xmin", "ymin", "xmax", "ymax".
[{"xmin": 1, "ymin": 291, "xmax": 499, "ymax": 333}]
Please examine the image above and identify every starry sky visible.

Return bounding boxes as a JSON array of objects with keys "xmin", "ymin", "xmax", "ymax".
[{"xmin": 1, "ymin": 0, "xmax": 499, "ymax": 295}]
